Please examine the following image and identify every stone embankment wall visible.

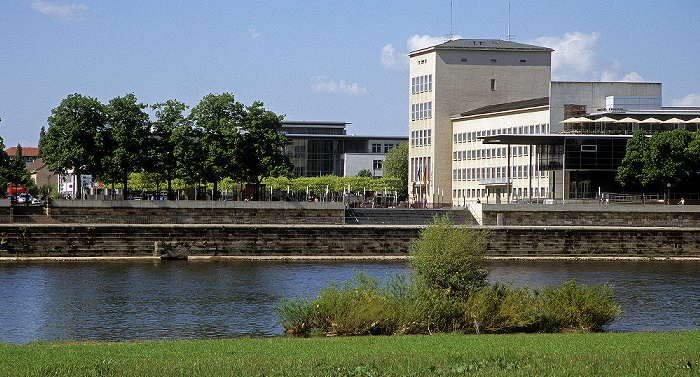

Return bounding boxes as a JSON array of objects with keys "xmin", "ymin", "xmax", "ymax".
[
  {"xmin": 2, "ymin": 224, "xmax": 700, "ymax": 258},
  {"xmin": 482, "ymin": 204, "xmax": 700, "ymax": 227},
  {"xmin": 6, "ymin": 200, "xmax": 345, "ymax": 225}
]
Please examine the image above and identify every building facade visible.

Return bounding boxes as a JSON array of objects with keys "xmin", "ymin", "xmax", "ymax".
[
  {"xmin": 410, "ymin": 38, "xmax": 700, "ymax": 206},
  {"xmin": 281, "ymin": 121, "xmax": 406, "ymax": 177},
  {"xmin": 408, "ymin": 39, "xmax": 552, "ymax": 206}
]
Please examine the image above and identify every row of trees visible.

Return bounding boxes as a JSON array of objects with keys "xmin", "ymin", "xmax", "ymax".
[
  {"xmin": 616, "ymin": 129, "xmax": 700, "ymax": 193},
  {"xmin": 40, "ymin": 93, "xmax": 292, "ymax": 200}
]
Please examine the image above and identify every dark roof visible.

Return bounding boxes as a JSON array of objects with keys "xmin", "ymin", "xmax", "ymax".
[
  {"xmin": 458, "ymin": 97, "xmax": 550, "ymax": 117},
  {"xmin": 410, "ymin": 39, "xmax": 553, "ymax": 55}
]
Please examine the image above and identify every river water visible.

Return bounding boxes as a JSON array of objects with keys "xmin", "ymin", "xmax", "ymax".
[{"xmin": 1, "ymin": 259, "xmax": 698, "ymax": 344}]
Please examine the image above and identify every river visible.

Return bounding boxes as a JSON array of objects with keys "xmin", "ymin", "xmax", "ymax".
[{"xmin": 1, "ymin": 259, "xmax": 698, "ymax": 344}]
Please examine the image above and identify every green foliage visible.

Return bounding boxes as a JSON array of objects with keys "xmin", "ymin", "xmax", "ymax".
[
  {"xmin": 150, "ymin": 100, "xmax": 191, "ymax": 199},
  {"xmin": 382, "ymin": 142, "xmax": 408, "ymax": 200},
  {"xmin": 263, "ymin": 175, "xmax": 404, "ymax": 194},
  {"xmin": 277, "ymin": 217, "xmax": 619, "ymax": 336},
  {"xmin": 617, "ymin": 129, "xmax": 700, "ymax": 191},
  {"xmin": 43, "ymin": 93, "xmax": 105, "ymax": 199},
  {"xmin": 535, "ymin": 279, "xmax": 620, "ymax": 332},
  {"xmin": 409, "ymin": 215, "xmax": 489, "ymax": 294},
  {"xmin": 356, "ymin": 169, "xmax": 373, "ymax": 177},
  {"xmin": 102, "ymin": 94, "xmax": 151, "ymax": 199}
]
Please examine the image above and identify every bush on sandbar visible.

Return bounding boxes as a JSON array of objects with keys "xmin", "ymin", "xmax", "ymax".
[{"xmin": 275, "ymin": 216, "xmax": 620, "ymax": 336}]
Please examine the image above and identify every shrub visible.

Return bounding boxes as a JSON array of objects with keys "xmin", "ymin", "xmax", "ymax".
[
  {"xmin": 409, "ymin": 215, "xmax": 490, "ymax": 295},
  {"xmin": 535, "ymin": 279, "xmax": 620, "ymax": 332}
]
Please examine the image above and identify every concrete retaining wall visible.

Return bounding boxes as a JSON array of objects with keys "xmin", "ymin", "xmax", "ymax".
[
  {"xmin": 2, "ymin": 224, "xmax": 700, "ymax": 258},
  {"xmin": 16, "ymin": 200, "xmax": 345, "ymax": 224},
  {"xmin": 482, "ymin": 204, "xmax": 700, "ymax": 227}
]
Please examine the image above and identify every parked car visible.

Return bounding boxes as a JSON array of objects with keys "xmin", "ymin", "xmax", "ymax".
[
  {"xmin": 16, "ymin": 194, "xmax": 32, "ymax": 203},
  {"xmin": 31, "ymin": 198, "xmax": 44, "ymax": 205}
]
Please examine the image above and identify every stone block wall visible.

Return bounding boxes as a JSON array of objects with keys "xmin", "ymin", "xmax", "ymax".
[
  {"xmin": 26, "ymin": 200, "xmax": 345, "ymax": 224},
  {"xmin": 2, "ymin": 224, "xmax": 700, "ymax": 259},
  {"xmin": 482, "ymin": 204, "xmax": 700, "ymax": 227}
]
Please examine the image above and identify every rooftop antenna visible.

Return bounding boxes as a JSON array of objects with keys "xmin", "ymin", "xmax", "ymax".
[
  {"xmin": 506, "ymin": 2, "xmax": 515, "ymax": 42},
  {"xmin": 445, "ymin": 1, "xmax": 453, "ymax": 42}
]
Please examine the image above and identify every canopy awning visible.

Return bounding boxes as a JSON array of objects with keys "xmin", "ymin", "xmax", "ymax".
[
  {"xmin": 641, "ymin": 117, "xmax": 662, "ymax": 123},
  {"xmin": 663, "ymin": 117, "xmax": 686, "ymax": 124},
  {"xmin": 560, "ymin": 117, "xmax": 592, "ymax": 124},
  {"xmin": 594, "ymin": 116, "xmax": 617, "ymax": 123},
  {"xmin": 614, "ymin": 117, "xmax": 640, "ymax": 123}
]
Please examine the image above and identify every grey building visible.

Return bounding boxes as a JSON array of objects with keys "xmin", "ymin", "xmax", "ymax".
[{"xmin": 281, "ymin": 121, "xmax": 407, "ymax": 177}]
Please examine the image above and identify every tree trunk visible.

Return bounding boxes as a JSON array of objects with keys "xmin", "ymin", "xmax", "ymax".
[{"xmin": 122, "ymin": 172, "xmax": 128, "ymax": 201}]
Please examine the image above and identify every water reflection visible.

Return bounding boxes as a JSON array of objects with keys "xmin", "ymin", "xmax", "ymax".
[{"xmin": 0, "ymin": 259, "xmax": 698, "ymax": 344}]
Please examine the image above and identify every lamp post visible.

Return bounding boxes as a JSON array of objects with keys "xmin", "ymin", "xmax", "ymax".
[{"xmin": 666, "ymin": 183, "xmax": 671, "ymax": 205}]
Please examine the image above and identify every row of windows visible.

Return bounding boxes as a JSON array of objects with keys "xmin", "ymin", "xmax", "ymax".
[
  {"xmin": 453, "ymin": 146, "xmax": 534, "ymax": 161},
  {"xmin": 411, "ymin": 74, "xmax": 433, "ymax": 94},
  {"xmin": 411, "ymin": 101, "xmax": 432, "ymax": 121},
  {"xmin": 410, "ymin": 157, "xmax": 431, "ymax": 182},
  {"xmin": 410, "ymin": 129, "xmax": 432, "ymax": 147},
  {"xmin": 452, "ymin": 165, "xmax": 547, "ymax": 181},
  {"xmin": 453, "ymin": 187, "xmax": 547, "ymax": 199},
  {"xmin": 371, "ymin": 143, "xmax": 396, "ymax": 153},
  {"xmin": 453, "ymin": 123, "xmax": 549, "ymax": 143}
]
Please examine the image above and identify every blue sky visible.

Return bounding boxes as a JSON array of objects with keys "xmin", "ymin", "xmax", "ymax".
[{"xmin": 1, "ymin": 1, "xmax": 699, "ymax": 148}]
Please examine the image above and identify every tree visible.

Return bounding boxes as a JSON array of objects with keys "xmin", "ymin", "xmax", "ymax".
[
  {"xmin": 102, "ymin": 94, "xmax": 151, "ymax": 200},
  {"xmin": 236, "ymin": 101, "xmax": 292, "ymax": 200},
  {"xmin": 617, "ymin": 129, "xmax": 700, "ymax": 193},
  {"xmin": 382, "ymin": 142, "xmax": 409, "ymax": 200},
  {"xmin": 5, "ymin": 144, "xmax": 37, "ymax": 196},
  {"xmin": 37, "ymin": 126, "xmax": 46, "ymax": 159},
  {"xmin": 190, "ymin": 93, "xmax": 244, "ymax": 200},
  {"xmin": 150, "ymin": 100, "xmax": 191, "ymax": 200},
  {"xmin": 43, "ymin": 94, "xmax": 106, "ymax": 200}
]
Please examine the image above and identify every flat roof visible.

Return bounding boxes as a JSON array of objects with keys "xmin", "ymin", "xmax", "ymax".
[
  {"xmin": 284, "ymin": 134, "xmax": 407, "ymax": 140},
  {"xmin": 410, "ymin": 39, "xmax": 553, "ymax": 56},
  {"xmin": 480, "ymin": 134, "xmax": 633, "ymax": 146}
]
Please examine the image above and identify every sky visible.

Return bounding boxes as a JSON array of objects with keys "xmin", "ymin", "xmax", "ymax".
[{"xmin": 1, "ymin": 1, "xmax": 700, "ymax": 149}]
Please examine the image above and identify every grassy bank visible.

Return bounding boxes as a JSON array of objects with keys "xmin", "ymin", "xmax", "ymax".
[{"xmin": 1, "ymin": 332, "xmax": 698, "ymax": 376}]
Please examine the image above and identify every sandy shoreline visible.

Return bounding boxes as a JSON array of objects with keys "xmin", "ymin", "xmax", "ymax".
[{"xmin": 2, "ymin": 255, "xmax": 699, "ymax": 262}]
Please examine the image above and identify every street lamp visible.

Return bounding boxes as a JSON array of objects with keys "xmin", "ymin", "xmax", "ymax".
[{"xmin": 667, "ymin": 182, "xmax": 671, "ymax": 205}]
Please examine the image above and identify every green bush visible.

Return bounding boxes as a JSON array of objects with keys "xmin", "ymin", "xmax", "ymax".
[
  {"xmin": 275, "ymin": 217, "xmax": 620, "ymax": 336},
  {"xmin": 409, "ymin": 215, "xmax": 490, "ymax": 295},
  {"xmin": 535, "ymin": 279, "xmax": 620, "ymax": 332}
]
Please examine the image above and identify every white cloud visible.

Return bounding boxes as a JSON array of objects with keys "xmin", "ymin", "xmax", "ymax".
[
  {"xmin": 671, "ymin": 93, "xmax": 700, "ymax": 107},
  {"xmin": 30, "ymin": 0, "xmax": 93, "ymax": 22},
  {"xmin": 620, "ymin": 72, "xmax": 644, "ymax": 82},
  {"xmin": 249, "ymin": 29, "xmax": 262, "ymax": 39},
  {"xmin": 380, "ymin": 43, "xmax": 404, "ymax": 70},
  {"xmin": 381, "ymin": 34, "xmax": 462, "ymax": 71},
  {"xmin": 311, "ymin": 76, "xmax": 368, "ymax": 96},
  {"xmin": 530, "ymin": 32, "xmax": 644, "ymax": 82},
  {"xmin": 407, "ymin": 34, "xmax": 461, "ymax": 52}
]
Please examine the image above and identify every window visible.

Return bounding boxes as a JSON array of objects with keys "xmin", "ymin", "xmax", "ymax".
[
  {"xmin": 411, "ymin": 101, "xmax": 432, "ymax": 121},
  {"xmin": 491, "ymin": 79, "xmax": 496, "ymax": 91},
  {"xmin": 371, "ymin": 143, "xmax": 382, "ymax": 153},
  {"xmin": 384, "ymin": 144, "xmax": 393, "ymax": 153},
  {"xmin": 373, "ymin": 160, "xmax": 382, "ymax": 170},
  {"xmin": 520, "ymin": 59, "xmax": 526, "ymax": 63}
]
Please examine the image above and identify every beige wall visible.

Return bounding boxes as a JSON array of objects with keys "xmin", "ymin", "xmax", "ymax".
[
  {"xmin": 408, "ymin": 44, "xmax": 551, "ymax": 206},
  {"xmin": 549, "ymin": 82, "xmax": 663, "ymax": 132}
]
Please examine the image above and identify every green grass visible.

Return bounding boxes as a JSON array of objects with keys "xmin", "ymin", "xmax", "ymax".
[{"xmin": 1, "ymin": 332, "xmax": 699, "ymax": 376}]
